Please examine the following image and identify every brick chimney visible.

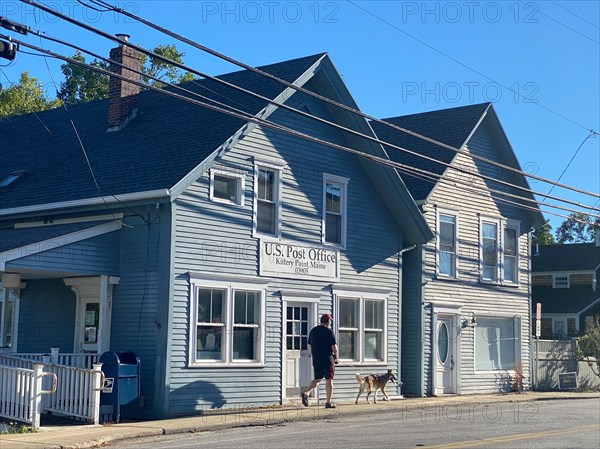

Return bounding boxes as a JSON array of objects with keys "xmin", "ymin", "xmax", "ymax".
[{"xmin": 107, "ymin": 34, "xmax": 141, "ymax": 132}]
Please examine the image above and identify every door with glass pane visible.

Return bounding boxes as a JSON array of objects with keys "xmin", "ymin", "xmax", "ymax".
[
  {"xmin": 0, "ymin": 287, "xmax": 18, "ymax": 349},
  {"xmin": 435, "ymin": 316, "xmax": 456, "ymax": 394},
  {"xmin": 76, "ymin": 297, "xmax": 101, "ymax": 353},
  {"xmin": 285, "ymin": 304, "xmax": 311, "ymax": 398}
]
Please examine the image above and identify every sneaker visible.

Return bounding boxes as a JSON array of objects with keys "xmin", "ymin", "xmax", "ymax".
[
  {"xmin": 301, "ymin": 392, "xmax": 309, "ymax": 407},
  {"xmin": 325, "ymin": 402, "xmax": 337, "ymax": 409}
]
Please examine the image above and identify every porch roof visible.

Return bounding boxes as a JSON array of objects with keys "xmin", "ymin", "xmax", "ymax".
[{"xmin": 0, "ymin": 220, "xmax": 121, "ymax": 271}]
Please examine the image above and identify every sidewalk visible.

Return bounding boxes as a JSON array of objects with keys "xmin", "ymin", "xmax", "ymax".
[{"xmin": 1, "ymin": 391, "xmax": 598, "ymax": 449}]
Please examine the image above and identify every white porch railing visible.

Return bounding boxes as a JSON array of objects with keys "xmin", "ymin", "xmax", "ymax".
[
  {"xmin": 44, "ymin": 363, "xmax": 104, "ymax": 423},
  {"xmin": 0, "ymin": 364, "xmax": 57, "ymax": 429},
  {"xmin": 1, "ymin": 348, "xmax": 100, "ymax": 369},
  {"xmin": 0, "ymin": 351, "xmax": 103, "ymax": 428}
]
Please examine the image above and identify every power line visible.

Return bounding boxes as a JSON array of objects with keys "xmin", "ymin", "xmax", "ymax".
[
  {"xmin": 345, "ymin": 0, "xmax": 597, "ymax": 133},
  {"xmin": 549, "ymin": 0, "xmax": 600, "ymax": 29},
  {"xmin": 531, "ymin": 0, "xmax": 599, "ymax": 44},
  {"xmin": 0, "ymin": 66, "xmax": 52, "ymax": 133},
  {"xmin": 19, "ymin": 28, "xmax": 600, "ymax": 215},
  {"xmin": 542, "ymin": 131, "xmax": 598, "ymax": 202},
  {"xmin": 68, "ymin": 0, "xmax": 600, "ymax": 200},
  {"xmin": 5, "ymin": 34, "xmax": 600, "ymax": 225}
]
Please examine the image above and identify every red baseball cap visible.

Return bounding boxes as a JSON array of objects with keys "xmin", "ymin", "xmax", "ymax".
[{"xmin": 320, "ymin": 314, "xmax": 333, "ymax": 323}]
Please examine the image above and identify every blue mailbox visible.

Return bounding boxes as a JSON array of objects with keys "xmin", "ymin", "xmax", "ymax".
[{"xmin": 99, "ymin": 351, "xmax": 140, "ymax": 423}]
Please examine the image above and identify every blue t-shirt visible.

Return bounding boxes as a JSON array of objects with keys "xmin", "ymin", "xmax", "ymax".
[{"xmin": 308, "ymin": 325, "xmax": 336, "ymax": 364}]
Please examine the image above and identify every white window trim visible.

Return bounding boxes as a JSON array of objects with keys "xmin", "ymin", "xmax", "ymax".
[
  {"xmin": 501, "ymin": 219, "xmax": 520, "ymax": 286},
  {"xmin": 209, "ymin": 167, "xmax": 246, "ymax": 207},
  {"xmin": 332, "ymin": 287, "xmax": 389, "ymax": 366},
  {"xmin": 474, "ymin": 314, "xmax": 522, "ymax": 373},
  {"xmin": 322, "ymin": 173, "xmax": 349, "ymax": 249},
  {"xmin": 553, "ymin": 274, "xmax": 570, "ymax": 289},
  {"xmin": 188, "ymin": 273, "xmax": 268, "ymax": 367},
  {"xmin": 253, "ymin": 160, "xmax": 284, "ymax": 239},
  {"xmin": 436, "ymin": 208, "xmax": 459, "ymax": 279},
  {"xmin": 479, "ymin": 216, "xmax": 501, "ymax": 284}
]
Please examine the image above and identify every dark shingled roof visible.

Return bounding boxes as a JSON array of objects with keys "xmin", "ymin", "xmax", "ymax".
[
  {"xmin": 532, "ymin": 243, "xmax": 600, "ymax": 272},
  {"xmin": 532, "ymin": 285, "xmax": 599, "ymax": 314},
  {"xmin": 370, "ymin": 103, "xmax": 490, "ymax": 200},
  {"xmin": 0, "ymin": 220, "xmax": 112, "ymax": 253},
  {"xmin": 0, "ymin": 53, "xmax": 325, "ymax": 211}
]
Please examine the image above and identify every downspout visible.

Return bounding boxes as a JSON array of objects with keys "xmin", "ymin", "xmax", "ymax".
[{"xmin": 398, "ymin": 244, "xmax": 417, "ymax": 397}]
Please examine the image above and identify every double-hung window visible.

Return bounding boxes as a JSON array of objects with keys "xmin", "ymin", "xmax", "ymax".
[
  {"xmin": 475, "ymin": 316, "xmax": 521, "ymax": 371},
  {"xmin": 190, "ymin": 275, "xmax": 266, "ymax": 366},
  {"xmin": 438, "ymin": 212, "xmax": 458, "ymax": 277},
  {"xmin": 481, "ymin": 218, "xmax": 521, "ymax": 284},
  {"xmin": 323, "ymin": 174, "xmax": 349, "ymax": 247},
  {"xmin": 255, "ymin": 164, "xmax": 281, "ymax": 236},
  {"xmin": 481, "ymin": 220, "xmax": 499, "ymax": 282},
  {"xmin": 334, "ymin": 288, "xmax": 387, "ymax": 364},
  {"xmin": 503, "ymin": 225, "xmax": 518, "ymax": 284}
]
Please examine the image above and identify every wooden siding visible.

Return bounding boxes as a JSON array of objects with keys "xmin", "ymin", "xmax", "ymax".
[
  {"xmin": 168, "ymin": 95, "xmax": 405, "ymax": 414},
  {"xmin": 108, "ymin": 210, "xmax": 168, "ymax": 419},
  {"xmin": 532, "ymin": 275, "xmax": 552, "ymax": 286},
  {"xmin": 17, "ymin": 279, "xmax": 77, "ymax": 353},
  {"xmin": 419, "ymin": 121, "xmax": 533, "ymax": 395},
  {"xmin": 400, "ymin": 244, "xmax": 424, "ymax": 396},
  {"xmin": 7, "ymin": 232, "xmax": 120, "ymax": 275},
  {"xmin": 570, "ymin": 274, "xmax": 593, "ymax": 286}
]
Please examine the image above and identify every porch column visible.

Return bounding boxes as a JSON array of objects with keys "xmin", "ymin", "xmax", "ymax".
[{"xmin": 99, "ymin": 275, "xmax": 109, "ymax": 354}]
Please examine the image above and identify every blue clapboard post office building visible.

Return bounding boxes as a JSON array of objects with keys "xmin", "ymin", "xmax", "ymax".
[{"xmin": 0, "ymin": 44, "xmax": 433, "ymax": 419}]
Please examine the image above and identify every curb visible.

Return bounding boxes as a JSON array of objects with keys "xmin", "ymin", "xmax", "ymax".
[{"xmin": 3, "ymin": 393, "xmax": 599, "ymax": 449}]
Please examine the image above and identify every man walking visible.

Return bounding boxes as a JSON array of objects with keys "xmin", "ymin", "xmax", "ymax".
[{"xmin": 301, "ymin": 313, "xmax": 339, "ymax": 408}]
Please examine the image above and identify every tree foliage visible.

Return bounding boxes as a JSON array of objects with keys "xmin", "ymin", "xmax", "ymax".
[
  {"xmin": 57, "ymin": 45, "xmax": 194, "ymax": 105},
  {"xmin": 57, "ymin": 51, "xmax": 109, "ymax": 104},
  {"xmin": 140, "ymin": 44, "xmax": 194, "ymax": 87},
  {"xmin": 0, "ymin": 71, "xmax": 61, "ymax": 118},
  {"xmin": 531, "ymin": 219, "xmax": 555, "ymax": 246},
  {"xmin": 578, "ymin": 315, "xmax": 600, "ymax": 379},
  {"xmin": 555, "ymin": 212, "xmax": 599, "ymax": 244}
]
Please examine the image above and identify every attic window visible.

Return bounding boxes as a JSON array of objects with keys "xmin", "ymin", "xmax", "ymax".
[
  {"xmin": 0, "ymin": 171, "xmax": 25, "ymax": 188},
  {"xmin": 209, "ymin": 168, "xmax": 246, "ymax": 206},
  {"xmin": 553, "ymin": 275, "xmax": 569, "ymax": 289}
]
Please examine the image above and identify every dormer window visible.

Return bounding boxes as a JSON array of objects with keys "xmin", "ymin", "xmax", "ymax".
[{"xmin": 553, "ymin": 275, "xmax": 569, "ymax": 289}]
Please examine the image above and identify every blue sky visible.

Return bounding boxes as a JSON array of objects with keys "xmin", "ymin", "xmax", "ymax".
[{"xmin": 1, "ymin": 0, "xmax": 598, "ymax": 231}]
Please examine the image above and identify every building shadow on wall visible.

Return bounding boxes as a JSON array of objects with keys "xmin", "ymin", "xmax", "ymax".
[{"xmin": 171, "ymin": 380, "xmax": 227, "ymax": 411}]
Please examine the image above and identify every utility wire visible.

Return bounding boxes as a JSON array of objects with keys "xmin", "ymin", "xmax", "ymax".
[
  {"xmin": 0, "ymin": 66, "xmax": 52, "ymax": 134},
  {"xmin": 549, "ymin": 0, "xmax": 600, "ymax": 29},
  {"xmin": 20, "ymin": 28, "xmax": 600, "ymax": 215},
  {"xmin": 5, "ymin": 34, "xmax": 599, "ymax": 225},
  {"xmin": 29, "ymin": 0, "xmax": 600, "ymax": 200},
  {"xmin": 528, "ymin": 0, "xmax": 599, "ymax": 44},
  {"xmin": 345, "ymin": 0, "xmax": 597, "ymax": 133},
  {"xmin": 542, "ymin": 131, "xmax": 598, "ymax": 202}
]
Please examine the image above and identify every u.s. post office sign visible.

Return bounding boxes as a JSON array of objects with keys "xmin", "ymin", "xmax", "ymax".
[{"xmin": 259, "ymin": 240, "xmax": 340, "ymax": 281}]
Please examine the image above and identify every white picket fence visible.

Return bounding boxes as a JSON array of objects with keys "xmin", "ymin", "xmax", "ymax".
[{"xmin": 0, "ymin": 352, "xmax": 103, "ymax": 428}]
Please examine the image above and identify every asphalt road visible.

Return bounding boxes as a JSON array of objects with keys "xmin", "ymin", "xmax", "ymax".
[{"xmin": 110, "ymin": 398, "xmax": 600, "ymax": 449}]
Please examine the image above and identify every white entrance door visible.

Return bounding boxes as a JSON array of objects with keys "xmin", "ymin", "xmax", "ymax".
[
  {"xmin": 285, "ymin": 304, "xmax": 311, "ymax": 398},
  {"xmin": 436, "ymin": 316, "xmax": 455, "ymax": 395},
  {"xmin": 66, "ymin": 276, "xmax": 117, "ymax": 354},
  {"xmin": 78, "ymin": 297, "xmax": 101, "ymax": 353}
]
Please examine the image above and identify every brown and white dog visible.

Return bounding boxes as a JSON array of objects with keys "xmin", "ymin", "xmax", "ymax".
[{"xmin": 355, "ymin": 369, "xmax": 397, "ymax": 404}]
